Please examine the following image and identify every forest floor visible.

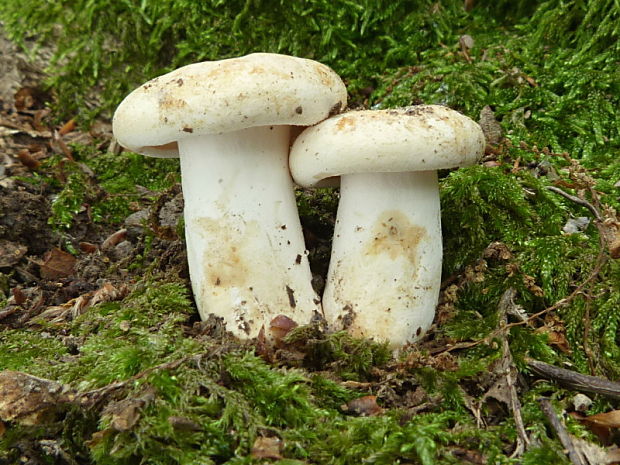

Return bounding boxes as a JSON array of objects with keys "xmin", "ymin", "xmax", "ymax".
[{"xmin": 1, "ymin": 16, "xmax": 620, "ymax": 465}]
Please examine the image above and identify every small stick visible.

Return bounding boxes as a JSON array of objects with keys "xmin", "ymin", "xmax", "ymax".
[
  {"xmin": 546, "ymin": 185, "xmax": 602, "ymax": 221},
  {"xmin": 539, "ymin": 398, "xmax": 586, "ymax": 465},
  {"xmin": 497, "ymin": 289, "xmax": 529, "ymax": 455},
  {"xmin": 527, "ymin": 359, "xmax": 620, "ymax": 401}
]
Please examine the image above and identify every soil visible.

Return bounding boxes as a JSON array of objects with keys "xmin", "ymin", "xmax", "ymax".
[{"xmin": 0, "ymin": 25, "xmax": 191, "ymax": 329}]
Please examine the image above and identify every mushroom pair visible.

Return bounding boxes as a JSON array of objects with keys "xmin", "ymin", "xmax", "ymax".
[{"xmin": 113, "ymin": 53, "xmax": 485, "ymax": 347}]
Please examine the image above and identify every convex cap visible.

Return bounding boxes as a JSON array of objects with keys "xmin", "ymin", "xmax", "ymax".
[
  {"xmin": 290, "ymin": 105, "xmax": 485, "ymax": 187},
  {"xmin": 113, "ymin": 53, "xmax": 347, "ymax": 157}
]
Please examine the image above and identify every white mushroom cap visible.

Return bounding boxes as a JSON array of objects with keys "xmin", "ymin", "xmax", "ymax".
[
  {"xmin": 290, "ymin": 105, "xmax": 486, "ymax": 187},
  {"xmin": 113, "ymin": 53, "xmax": 347, "ymax": 157}
]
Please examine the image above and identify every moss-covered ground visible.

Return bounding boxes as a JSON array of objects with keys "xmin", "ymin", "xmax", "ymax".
[{"xmin": 0, "ymin": 0, "xmax": 619, "ymax": 463}]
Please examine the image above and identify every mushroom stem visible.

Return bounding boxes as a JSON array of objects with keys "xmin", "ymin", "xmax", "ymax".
[
  {"xmin": 322, "ymin": 171, "xmax": 442, "ymax": 347},
  {"xmin": 177, "ymin": 125, "xmax": 320, "ymax": 338}
]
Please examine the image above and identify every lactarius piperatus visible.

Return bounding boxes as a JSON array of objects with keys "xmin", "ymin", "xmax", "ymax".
[
  {"xmin": 290, "ymin": 105, "xmax": 485, "ymax": 347},
  {"xmin": 112, "ymin": 53, "xmax": 346, "ymax": 338}
]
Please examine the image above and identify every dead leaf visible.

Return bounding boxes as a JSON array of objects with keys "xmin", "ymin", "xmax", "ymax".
[
  {"xmin": 478, "ymin": 106, "xmax": 503, "ymax": 147},
  {"xmin": 536, "ymin": 316, "xmax": 571, "ymax": 354},
  {"xmin": 251, "ymin": 436, "xmax": 283, "ymax": 460},
  {"xmin": 168, "ymin": 416, "xmax": 202, "ymax": 431},
  {"xmin": 0, "ymin": 371, "xmax": 74, "ymax": 425},
  {"xmin": 459, "ymin": 34, "xmax": 475, "ymax": 62},
  {"xmin": 12, "ymin": 287, "xmax": 26, "ymax": 306},
  {"xmin": 103, "ymin": 387, "xmax": 155, "ymax": 432},
  {"xmin": 14, "ymin": 87, "xmax": 43, "ymax": 111},
  {"xmin": 85, "ymin": 428, "xmax": 113, "ymax": 449},
  {"xmin": 522, "ymin": 274, "xmax": 544, "ymax": 297},
  {"xmin": 39, "ymin": 248, "xmax": 76, "ymax": 279},
  {"xmin": 573, "ymin": 410, "xmax": 620, "ymax": 444},
  {"xmin": 610, "ymin": 233, "xmax": 620, "ymax": 259},
  {"xmin": 27, "ymin": 282, "xmax": 128, "ymax": 325},
  {"xmin": 32, "ymin": 109, "xmax": 50, "ymax": 131},
  {"xmin": 58, "ymin": 119, "xmax": 76, "ymax": 136},
  {"xmin": 89, "ymin": 282, "xmax": 129, "ymax": 308},
  {"xmin": 101, "ymin": 228, "xmax": 128, "ymax": 250},
  {"xmin": 51, "ymin": 130, "xmax": 75, "ymax": 161},
  {"xmin": 571, "ymin": 437, "xmax": 620, "ymax": 465},
  {"xmin": 341, "ymin": 395, "xmax": 383, "ymax": 416},
  {"xmin": 79, "ymin": 242, "xmax": 98, "ymax": 253},
  {"xmin": 17, "ymin": 148, "xmax": 41, "ymax": 170},
  {"xmin": 119, "ymin": 320, "xmax": 131, "ymax": 332},
  {"xmin": 581, "ymin": 410, "xmax": 620, "ymax": 428},
  {"xmin": 0, "ymin": 240, "xmax": 27, "ymax": 267},
  {"xmin": 449, "ymin": 446, "xmax": 486, "ymax": 464}
]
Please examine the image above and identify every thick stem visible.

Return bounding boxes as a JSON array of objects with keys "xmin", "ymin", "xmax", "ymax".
[
  {"xmin": 178, "ymin": 125, "xmax": 320, "ymax": 338},
  {"xmin": 322, "ymin": 171, "xmax": 442, "ymax": 347}
]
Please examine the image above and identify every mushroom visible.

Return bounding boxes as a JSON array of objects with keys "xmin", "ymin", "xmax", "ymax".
[
  {"xmin": 289, "ymin": 105, "xmax": 485, "ymax": 347},
  {"xmin": 112, "ymin": 53, "xmax": 347, "ymax": 338}
]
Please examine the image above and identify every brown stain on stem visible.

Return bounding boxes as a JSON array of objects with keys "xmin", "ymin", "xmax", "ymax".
[
  {"xmin": 363, "ymin": 210, "xmax": 426, "ymax": 266},
  {"xmin": 196, "ymin": 217, "xmax": 256, "ymax": 289}
]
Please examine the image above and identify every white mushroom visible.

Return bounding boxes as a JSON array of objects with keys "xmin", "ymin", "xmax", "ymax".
[
  {"xmin": 113, "ymin": 53, "xmax": 347, "ymax": 338},
  {"xmin": 289, "ymin": 105, "xmax": 485, "ymax": 347}
]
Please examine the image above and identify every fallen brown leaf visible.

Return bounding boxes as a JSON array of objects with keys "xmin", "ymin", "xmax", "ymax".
[
  {"xmin": 251, "ymin": 436, "xmax": 283, "ymax": 460},
  {"xmin": 12, "ymin": 287, "xmax": 26, "ymax": 306},
  {"xmin": 39, "ymin": 248, "xmax": 76, "ymax": 279},
  {"xmin": 14, "ymin": 87, "xmax": 42, "ymax": 110},
  {"xmin": 17, "ymin": 148, "xmax": 40, "ymax": 170},
  {"xmin": 341, "ymin": 395, "xmax": 383, "ymax": 416},
  {"xmin": 103, "ymin": 387, "xmax": 155, "ymax": 432},
  {"xmin": 581, "ymin": 410, "xmax": 620, "ymax": 428},
  {"xmin": 168, "ymin": 416, "xmax": 202, "ymax": 432},
  {"xmin": 610, "ymin": 235, "xmax": 620, "ymax": 259},
  {"xmin": 79, "ymin": 242, "xmax": 98, "ymax": 253},
  {"xmin": 58, "ymin": 118, "xmax": 76, "ymax": 136},
  {"xmin": 101, "ymin": 228, "xmax": 128, "ymax": 250}
]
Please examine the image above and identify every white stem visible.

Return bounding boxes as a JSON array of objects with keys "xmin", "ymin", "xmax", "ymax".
[
  {"xmin": 177, "ymin": 125, "xmax": 321, "ymax": 338},
  {"xmin": 322, "ymin": 171, "xmax": 442, "ymax": 347}
]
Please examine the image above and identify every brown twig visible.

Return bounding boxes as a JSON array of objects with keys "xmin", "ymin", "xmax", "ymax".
[
  {"xmin": 527, "ymin": 359, "xmax": 620, "ymax": 401},
  {"xmin": 539, "ymin": 398, "xmax": 587, "ymax": 465},
  {"xmin": 497, "ymin": 288, "xmax": 529, "ymax": 456},
  {"xmin": 546, "ymin": 185, "xmax": 602, "ymax": 221}
]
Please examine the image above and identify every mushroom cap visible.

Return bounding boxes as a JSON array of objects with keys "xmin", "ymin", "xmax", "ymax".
[
  {"xmin": 289, "ymin": 105, "xmax": 486, "ymax": 187},
  {"xmin": 112, "ymin": 53, "xmax": 347, "ymax": 157}
]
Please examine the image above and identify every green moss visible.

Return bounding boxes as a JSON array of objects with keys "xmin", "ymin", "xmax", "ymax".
[
  {"xmin": 33, "ymin": 147, "xmax": 179, "ymax": 231},
  {"xmin": 1, "ymin": 0, "xmax": 619, "ymax": 463},
  {"xmin": 59, "ymin": 281, "xmax": 198, "ymax": 388},
  {"xmin": 440, "ymin": 165, "xmax": 566, "ymax": 273},
  {"xmin": 285, "ymin": 327, "xmax": 391, "ymax": 381},
  {"xmin": 0, "ymin": 329, "xmax": 69, "ymax": 373}
]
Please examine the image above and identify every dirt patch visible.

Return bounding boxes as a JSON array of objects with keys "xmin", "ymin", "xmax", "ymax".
[{"xmin": 0, "ymin": 184, "xmax": 56, "ymax": 255}]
